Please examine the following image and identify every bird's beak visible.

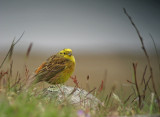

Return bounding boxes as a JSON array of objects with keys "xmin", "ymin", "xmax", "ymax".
[{"xmin": 68, "ymin": 52, "xmax": 72, "ymax": 56}]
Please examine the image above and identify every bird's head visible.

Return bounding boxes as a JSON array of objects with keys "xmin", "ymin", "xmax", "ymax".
[
  {"xmin": 58, "ymin": 48, "xmax": 72, "ymax": 56},
  {"xmin": 57, "ymin": 49, "xmax": 75, "ymax": 62}
]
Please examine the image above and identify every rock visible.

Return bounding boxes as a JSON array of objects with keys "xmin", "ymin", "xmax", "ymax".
[{"xmin": 42, "ymin": 85, "xmax": 101, "ymax": 110}]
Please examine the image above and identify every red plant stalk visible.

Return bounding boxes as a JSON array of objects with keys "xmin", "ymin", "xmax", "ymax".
[{"xmin": 133, "ymin": 63, "xmax": 141, "ymax": 108}]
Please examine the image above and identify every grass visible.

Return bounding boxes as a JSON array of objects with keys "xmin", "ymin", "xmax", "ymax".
[
  {"xmin": 0, "ymin": 92, "xmax": 75, "ymax": 117},
  {"xmin": 0, "ymin": 9, "xmax": 160, "ymax": 117}
]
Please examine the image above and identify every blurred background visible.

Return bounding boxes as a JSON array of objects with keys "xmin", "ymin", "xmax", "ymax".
[{"xmin": 0, "ymin": 0, "xmax": 160, "ymax": 92}]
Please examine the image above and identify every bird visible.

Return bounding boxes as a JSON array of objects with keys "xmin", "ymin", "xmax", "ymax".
[{"xmin": 32, "ymin": 48, "xmax": 75, "ymax": 85}]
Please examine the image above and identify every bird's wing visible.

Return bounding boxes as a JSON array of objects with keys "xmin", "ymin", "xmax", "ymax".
[{"xmin": 34, "ymin": 55, "xmax": 69, "ymax": 82}]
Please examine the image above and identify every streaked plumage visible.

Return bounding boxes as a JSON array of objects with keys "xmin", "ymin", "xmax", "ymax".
[{"xmin": 34, "ymin": 48, "xmax": 75, "ymax": 84}]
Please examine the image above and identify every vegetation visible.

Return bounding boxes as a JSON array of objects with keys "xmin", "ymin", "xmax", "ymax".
[{"xmin": 0, "ymin": 9, "xmax": 159, "ymax": 117}]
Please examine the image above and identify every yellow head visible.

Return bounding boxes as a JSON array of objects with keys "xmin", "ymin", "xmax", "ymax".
[{"xmin": 58, "ymin": 48, "xmax": 75, "ymax": 63}]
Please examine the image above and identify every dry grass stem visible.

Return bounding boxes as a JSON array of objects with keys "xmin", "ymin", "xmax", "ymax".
[
  {"xmin": 0, "ymin": 32, "xmax": 25, "ymax": 69},
  {"xmin": 26, "ymin": 43, "xmax": 33, "ymax": 58},
  {"xmin": 149, "ymin": 33, "xmax": 160, "ymax": 74},
  {"xmin": 123, "ymin": 8, "xmax": 160, "ymax": 109}
]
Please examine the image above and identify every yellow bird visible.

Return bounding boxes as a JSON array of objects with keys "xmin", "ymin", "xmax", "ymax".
[{"xmin": 34, "ymin": 48, "xmax": 75, "ymax": 84}]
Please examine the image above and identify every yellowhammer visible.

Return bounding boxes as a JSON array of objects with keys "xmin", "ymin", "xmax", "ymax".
[{"xmin": 33, "ymin": 48, "xmax": 75, "ymax": 84}]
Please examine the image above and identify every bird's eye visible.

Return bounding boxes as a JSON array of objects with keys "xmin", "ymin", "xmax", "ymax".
[{"xmin": 64, "ymin": 52, "xmax": 65, "ymax": 54}]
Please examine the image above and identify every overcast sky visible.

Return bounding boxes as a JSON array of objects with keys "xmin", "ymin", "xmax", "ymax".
[{"xmin": 0, "ymin": 0, "xmax": 160, "ymax": 54}]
